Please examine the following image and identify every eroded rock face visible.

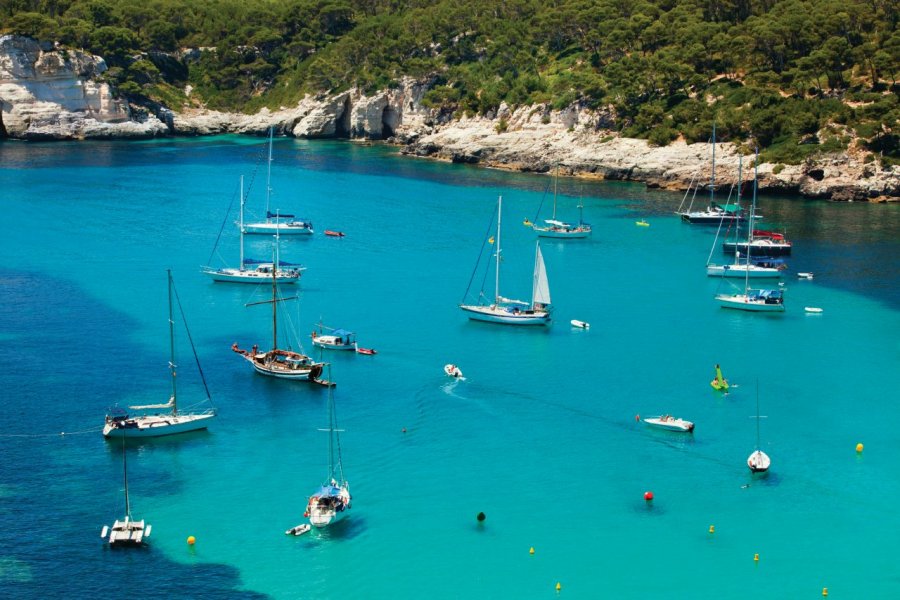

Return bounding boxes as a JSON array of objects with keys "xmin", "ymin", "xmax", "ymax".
[{"xmin": 0, "ymin": 35, "xmax": 166, "ymax": 139}]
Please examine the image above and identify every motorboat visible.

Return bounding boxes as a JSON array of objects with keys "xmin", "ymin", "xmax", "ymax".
[{"xmin": 642, "ymin": 415, "xmax": 694, "ymax": 432}]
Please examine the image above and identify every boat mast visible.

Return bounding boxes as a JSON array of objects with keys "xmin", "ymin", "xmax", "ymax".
[
  {"xmin": 494, "ymin": 196, "xmax": 502, "ymax": 304},
  {"xmin": 552, "ymin": 163, "xmax": 558, "ymax": 220},
  {"xmin": 744, "ymin": 148, "xmax": 759, "ymax": 294},
  {"xmin": 265, "ymin": 127, "xmax": 273, "ymax": 217},
  {"xmin": 167, "ymin": 269, "xmax": 178, "ymax": 416},
  {"xmin": 710, "ymin": 122, "xmax": 716, "ymax": 208},
  {"xmin": 271, "ymin": 235, "xmax": 278, "ymax": 351},
  {"xmin": 121, "ymin": 430, "xmax": 130, "ymax": 519},
  {"xmin": 239, "ymin": 175, "xmax": 245, "ymax": 271}
]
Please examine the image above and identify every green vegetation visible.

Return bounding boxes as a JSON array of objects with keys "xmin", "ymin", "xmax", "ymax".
[{"xmin": 1, "ymin": 0, "xmax": 897, "ymax": 164}]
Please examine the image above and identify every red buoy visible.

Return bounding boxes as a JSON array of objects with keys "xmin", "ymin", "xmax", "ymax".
[
  {"xmin": 635, "ymin": 414, "xmax": 640, "ymax": 422},
  {"xmin": 644, "ymin": 491, "xmax": 654, "ymax": 501}
]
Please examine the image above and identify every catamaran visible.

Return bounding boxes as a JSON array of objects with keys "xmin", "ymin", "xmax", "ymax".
[
  {"xmin": 460, "ymin": 196, "xmax": 552, "ymax": 325},
  {"xmin": 243, "ymin": 128, "xmax": 313, "ymax": 235},
  {"xmin": 202, "ymin": 176, "xmax": 304, "ymax": 284},
  {"xmin": 101, "ymin": 430, "xmax": 151, "ymax": 546},
  {"xmin": 102, "ymin": 271, "xmax": 216, "ymax": 439}
]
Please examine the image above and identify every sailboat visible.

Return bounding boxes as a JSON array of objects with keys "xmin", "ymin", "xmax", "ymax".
[
  {"xmin": 677, "ymin": 124, "xmax": 757, "ymax": 224},
  {"xmin": 747, "ymin": 383, "xmax": 771, "ymax": 473},
  {"xmin": 707, "ymin": 156, "xmax": 783, "ymax": 279},
  {"xmin": 202, "ymin": 176, "xmax": 305, "ymax": 284},
  {"xmin": 460, "ymin": 196, "xmax": 552, "ymax": 325},
  {"xmin": 304, "ymin": 369, "xmax": 351, "ymax": 528},
  {"xmin": 101, "ymin": 431, "xmax": 152, "ymax": 546},
  {"xmin": 103, "ymin": 271, "xmax": 216, "ymax": 438},
  {"xmin": 532, "ymin": 164, "xmax": 591, "ymax": 238},
  {"xmin": 231, "ymin": 251, "xmax": 330, "ymax": 384},
  {"xmin": 714, "ymin": 149, "xmax": 786, "ymax": 313},
  {"xmin": 243, "ymin": 128, "xmax": 313, "ymax": 236}
]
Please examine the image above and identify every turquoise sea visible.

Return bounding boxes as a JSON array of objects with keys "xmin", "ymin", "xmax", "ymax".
[{"xmin": 1, "ymin": 136, "xmax": 899, "ymax": 598}]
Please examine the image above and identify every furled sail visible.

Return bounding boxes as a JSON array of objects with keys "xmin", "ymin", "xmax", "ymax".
[{"xmin": 129, "ymin": 397, "xmax": 175, "ymax": 411}]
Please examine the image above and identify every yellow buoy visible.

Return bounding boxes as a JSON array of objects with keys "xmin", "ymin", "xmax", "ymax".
[
  {"xmin": 709, "ymin": 525, "xmax": 715, "ymax": 534},
  {"xmin": 556, "ymin": 582, "xmax": 562, "ymax": 592},
  {"xmin": 529, "ymin": 547, "xmax": 535, "ymax": 555},
  {"xmin": 856, "ymin": 443, "xmax": 864, "ymax": 453},
  {"xmin": 754, "ymin": 553, "xmax": 759, "ymax": 562},
  {"xmin": 822, "ymin": 588, "xmax": 828, "ymax": 597},
  {"xmin": 187, "ymin": 535, "xmax": 196, "ymax": 545}
]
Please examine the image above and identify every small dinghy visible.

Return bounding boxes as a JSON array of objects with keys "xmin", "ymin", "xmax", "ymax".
[
  {"xmin": 324, "ymin": 230, "xmax": 345, "ymax": 237},
  {"xmin": 444, "ymin": 364, "xmax": 463, "ymax": 378},
  {"xmin": 636, "ymin": 219, "xmax": 650, "ymax": 227},
  {"xmin": 356, "ymin": 347, "xmax": 377, "ymax": 355},
  {"xmin": 570, "ymin": 319, "xmax": 590, "ymax": 329},
  {"xmin": 710, "ymin": 364, "xmax": 729, "ymax": 391},
  {"xmin": 642, "ymin": 415, "xmax": 694, "ymax": 432},
  {"xmin": 804, "ymin": 306, "xmax": 823, "ymax": 313},
  {"xmin": 285, "ymin": 523, "xmax": 311, "ymax": 536},
  {"xmin": 797, "ymin": 272, "xmax": 814, "ymax": 280}
]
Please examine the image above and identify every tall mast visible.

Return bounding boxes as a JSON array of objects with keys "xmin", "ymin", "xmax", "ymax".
[
  {"xmin": 745, "ymin": 148, "xmax": 759, "ymax": 294},
  {"xmin": 552, "ymin": 163, "xmax": 558, "ymax": 219},
  {"xmin": 121, "ymin": 430, "xmax": 130, "ymax": 519},
  {"xmin": 167, "ymin": 269, "xmax": 178, "ymax": 415},
  {"xmin": 239, "ymin": 175, "xmax": 245, "ymax": 270},
  {"xmin": 271, "ymin": 235, "xmax": 278, "ymax": 351},
  {"xmin": 710, "ymin": 122, "xmax": 716, "ymax": 208},
  {"xmin": 755, "ymin": 381, "xmax": 761, "ymax": 450},
  {"xmin": 265, "ymin": 127, "xmax": 273, "ymax": 216},
  {"xmin": 495, "ymin": 196, "xmax": 502, "ymax": 303},
  {"xmin": 328, "ymin": 384, "xmax": 335, "ymax": 479}
]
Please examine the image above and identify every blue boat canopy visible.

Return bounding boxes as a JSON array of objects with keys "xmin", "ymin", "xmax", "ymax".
[
  {"xmin": 243, "ymin": 258, "xmax": 268, "ymax": 265},
  {"xmin": 331, "ymin": 328, "xmax": 353, "ymax": 337}
]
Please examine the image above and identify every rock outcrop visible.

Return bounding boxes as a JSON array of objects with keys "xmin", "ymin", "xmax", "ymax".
[
  {"xmin": 0, "ymin": 35, "xmax": 166, "ymax": 139},
  {"xmin": 1, "ymin": 35, "xmax": 896, "ymax": 200}
]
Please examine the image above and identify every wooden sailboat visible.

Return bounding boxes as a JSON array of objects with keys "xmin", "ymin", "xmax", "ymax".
[
  {"xmin": 532, "ymin": 164, "xmax": 591, "ymax": 238},
  {"xmin": 460, "ymin": 196, "xmax": 552, "ymax": 325},
  {"xmin": 714, "ymin": 149, "xmax": 786, "ymax": 312},
  {"xmin": 747, "ymin": 383, "xmax": 771, "ymax": 473},
  {"xmin": 243, "ymin": 127, "xmax": 313, "ymax": 235},
  {"xmin": 101, "ymin": 431, "xmax": 151, "ymax": 546},
  {"xmin": 202, "ymin": 175, "xmax": 304, "ymax": 284},
  {"xmin": 232, "ymin": 247, "xmax": 330, "ymax": 384},
  {"xmin": 103, "ymin": 271, "xmax": 216, "ymax": 438},
  {"xmin": 305, "ymin": 368, "xmax": 351, "ymax": 528}
]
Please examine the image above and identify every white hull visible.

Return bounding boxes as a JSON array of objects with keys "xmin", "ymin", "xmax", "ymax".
[
  {"xmin": 444, "ymin": 364, "xmax": 463, "ymax": 378},
  {"xmin": 706, "ymin": 264, "xmax": 782, "ymax": 278},
  {"xmin": 570, "ymin": 319, "xmax": 590, "ymax": 329},
  {"xmin": 307, "ymin": 484, "xmax": 351, "ymax": 528},
  {"xmin": 202, "ymin": 267, "xmax": 300, "ymax": 284},
  {"xmin": 312, "ymin": 336, "xmax": 357, "ymax": 351},
  {"xmin": 460, "ymin": 304, "xmax": 550, "ymax": 325},
  {"xmin": 103, "ymin": 518, "xmax": 151, "ymax": 545},
  {"xmin": 748, "ymin": 450, "xmax": 771, "ymax": 472},
  {"xmin": 243, "ymin": 353, "xmax": 323, "ymax": 380},
  {"xmin": 103, "ymin": 412, "xmax": 215, "ymax": 438},
  {"xmin": 716, "ymin": 294, "xmax": 785, "ymax": 312},
  {"xmin": 244, "ymin": 222, "xmax": 313, "ymax": 235},
  {"xmin": 534, "ymin": 226, "xmax": 591, "ymax": 238},
  {"xmin": 643, "ymin": 416, "xmax": 694, "ymax": 432}
]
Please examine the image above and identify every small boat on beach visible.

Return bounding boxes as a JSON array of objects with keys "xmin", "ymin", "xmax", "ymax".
[
  {"xmin": 642, "ymin": 415, "xmax": 694, "ymax": 432},
  {"xmin": 444, "ymin": 364, "xmax": 463, "ymax": 378}
]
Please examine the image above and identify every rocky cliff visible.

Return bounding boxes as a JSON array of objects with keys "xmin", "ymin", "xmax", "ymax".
[{"xmin": 1, "ymin": 35, "xmax": 896, "ymax": 201}]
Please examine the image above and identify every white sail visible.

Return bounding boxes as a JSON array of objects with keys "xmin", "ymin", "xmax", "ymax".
[
  {"xmin": 129, "ymin": 397, "xmax": 175, "ymax": 411},
  {"xmin": 531, "ymin": 242, "xmax": 551, "ymax": 307}
]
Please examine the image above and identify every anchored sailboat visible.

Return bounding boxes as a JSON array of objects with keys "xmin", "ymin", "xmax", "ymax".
[
  {"xmin": 103, "ymin": 271, "xmax": 216, "ymax": 439},
  {"xmin": 532, "ymin": 164, "xmax": 591, "ymax": 238},
  {"xmin": 714, "ymin": 149, "xmax": 786, "ymax": 313},
  {"xmin": 202, "ymin": 176, "xmax": 304, "ymax": 284},
  {"xmin": 748, "ymin": 383, "xmax": 771, "ymax": 473},
  {"xmin": 460, "ymin": 196, "xmax": 551, "ymax": 325},
  {"xmin": 232, "ymin": 248, "xmax": 330, "ymax": 384},
  {"xmin": 305, "ymin": 368, "xmax": 351, "ymax": 528},
  {"xmin": 101, "ymin": 430, "xmax": 151, "ymax": 546},
  {"xmin": 244, "ymin": 127, "xmax": 313, "ymax": 236}
]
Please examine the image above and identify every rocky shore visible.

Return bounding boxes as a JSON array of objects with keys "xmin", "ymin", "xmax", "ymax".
[{"xmin": 2, "ymin": 35, "xmax": 896, "ymax": 202}]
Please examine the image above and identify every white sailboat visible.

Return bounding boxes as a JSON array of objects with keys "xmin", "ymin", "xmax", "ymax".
[
  {"xmin": 103, "ymin": 271, "xmax": 216, "ymax": 439},
  {"xmin": 747, "ymin": 384, "xmax": 771, "ymax": 473},
  {"xmin": 460, "ymin": 196, "xmax": 552, "ymax": 325},
  {"xmin": 715, "ymin": 150, "xmax": 786, "ymax": 313},
  {"xmin": 707, "ymin": 155, "xmax": 783, "ymax": 279},
  {"xmin": 244, "ymin": 128, "xmax": 313, "ymax": 236},
  {"xmin": 232, "ymin": 254, "xmax": 330, "ymax": 384},
  {"xmin": 532, "ymin": 164, "xmax": 591, "ymax": 238},
  {"xmin": 304, "ymin": 370, "xmax": 351, "ymax": 528},
  {"xmin": 101, "ymin": 431, "xmax": 151, "ymax": 546},
  {"xmin": 202, "ymin": 176, "xmax": 304, "ymax": 284}
]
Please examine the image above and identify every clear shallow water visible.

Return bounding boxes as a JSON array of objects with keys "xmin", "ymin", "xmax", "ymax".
[{"xmin": 1, "ymin": 137, "xmax": 899, "ymax": 599}]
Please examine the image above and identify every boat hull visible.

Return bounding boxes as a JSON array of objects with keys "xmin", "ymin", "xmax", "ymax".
[
  {"xmin": 102, "ymin": 412, "xmax": 215, "ymax": 438},
  {"xmin": 748, "ymin": 450, "xmax": 771, "ymax": 472},
  {"xmin": 202, "ymin": 268, "xmax": 300, "ymax": 284},
  {"xmin": 534, "ymin": 226, "xmax": 591, "ymax": 239},
  {"xmin": 460, "ymin": 304, "xmax": 550, "ymax": 325},
  {"xmin": 244, "ymin": 223, "xmax": 313, "ymax": 235},
  {"xmin": 723, "ymin": 241, "xmax": 791, "ymax": 256},
  {"xmin": 643, "ymin": 417, "xmax": 694, "ymax": 432},
  {"xmin": 312, "ymin": 337, "xmax": 357, "ymax": 351},
  {"xmin": 715, "ymin": 294, "xmax": 785, "ymax": 312},
  {"xmin": 706, "ymin": 265, "xmax": 782, "ymax": 278}
]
